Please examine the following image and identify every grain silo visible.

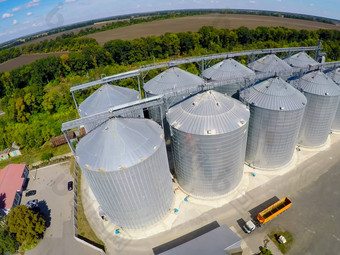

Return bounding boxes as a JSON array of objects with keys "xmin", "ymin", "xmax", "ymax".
[
  {"xmin": 166, "ymin": 90, "xmax": 250, "ymax": 197},
  {"xmin": 326, "ymin": 68, "xmax": 340, "ymax": 131},
  {"xmin": 291, "ymin": 71, "xmax": 340, "ymax": 146},
  {"xmin": 284, "ymin": 52, "xmax": 318, "ymax": 69},
  {"xmin": 240, "ymin": 77, "xmax": 307, "ymax": 169},
  {"xmin": 79, "ymin": 84, "xmax": 142, "ymax": 118},
  {"xmin": 248, "ymin": 54, "xmax": 292, "ymax": 79},
  {"xmin": 143, "ymin": 67, "xmax": 205, "ymax": 126},
  {"xmin": 76, "ymin": 118, "xmax": 174, "ymax": 229},
  {"xmin": 202, "ymin": 58, "xmax": 255, "ymax": 98}
]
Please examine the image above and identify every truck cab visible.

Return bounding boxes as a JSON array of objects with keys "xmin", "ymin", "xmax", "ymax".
[{"xmin": 243, "ymin": 220, "xmax": 256, "ymax": 233}]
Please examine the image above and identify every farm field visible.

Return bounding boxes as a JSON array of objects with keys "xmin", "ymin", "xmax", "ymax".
[
  {"xmin": 0, "ymin": 52, "xmax": 68, "ymax": 72},
  {"xmin": 18, "ymin": 20, "xmax": 126, "ymax": 48},
  {"xmin": 85, "ymin": 14, "xmax": 340, "ymax": 45}
]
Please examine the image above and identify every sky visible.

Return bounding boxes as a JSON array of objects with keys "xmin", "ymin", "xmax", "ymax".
[{"xmin": 0, "ymin": 0, "xmax": 339, "ymax": 44}]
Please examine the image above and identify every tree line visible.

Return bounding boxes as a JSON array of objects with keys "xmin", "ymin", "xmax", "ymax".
[{"xmin": 0, "ymin": 26, "xmax": 339, "ymax": 151}]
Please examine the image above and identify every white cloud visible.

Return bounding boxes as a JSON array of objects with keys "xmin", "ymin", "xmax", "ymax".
[
  {"xmin": 27, "ymin": 12, "xmax": 32, "ymax": 16},
  {"xmin": 12, "ymin": 7, "xmax": 21, "ymax": 12},
  {"xmin": 12, "ymin": 19, "xmax": 18, "ymax": 25},
  {"xmin": 309, "ymin": 3, "xmax": 314, "ymax": 7},
  {"xmin": 277, "ymin": 0, "xmax": 282, "ymax": 2},
  {"xmin": 26, "ymin": 0, "xmax": 40, "ymax": 9},
  {"xmin": 136, "ymin": 4, "xmax": 141, "ymax": 8},
  {"xmin": 0, "ymin": 32, "xmax": 7, "ymax": 37},
  {"xmin": 23, "ymin": 20, "xmax": 30, "ymax": 24},
  {"xmin": 249, "ymin": 0, "xmax": 256, "ymax": 3},
  {"xmin": 2, "ymin": 13, "xmax": 13, "ymax": 19},
  {"xmin": 32, "ymin": 22, "xmax": 43, "ymax": 27},
  {"xmin": 65, "ymin": 0, "xmax": 76, "ymax": 2}
]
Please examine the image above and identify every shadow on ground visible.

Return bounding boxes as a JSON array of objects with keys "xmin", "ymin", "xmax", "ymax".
[
  {"xmin": 248, "ymin": 196, "xmax": 279, "ymax": 221},
  {"xmin": 38, "ymin": 200, "xmax": 51, "ymax": 228}
]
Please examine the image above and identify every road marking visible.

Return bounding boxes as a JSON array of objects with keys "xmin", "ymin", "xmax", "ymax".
[
  {"xmin": 333, "ymin": 235, "xmax": 340, "ymax": 242},
  {"xmin": 305, "ymin": 227, "xmax": 316, "ymax": 234}
]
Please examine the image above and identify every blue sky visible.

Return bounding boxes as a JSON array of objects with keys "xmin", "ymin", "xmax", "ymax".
[{"xmin": 0, "ymin": 0, "xmax": 339, "ymax": 44}]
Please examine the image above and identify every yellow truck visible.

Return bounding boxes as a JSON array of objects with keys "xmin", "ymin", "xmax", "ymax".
[{"xmin": 257, "ymin": 197, "xmax": 292, "ymax": 224}]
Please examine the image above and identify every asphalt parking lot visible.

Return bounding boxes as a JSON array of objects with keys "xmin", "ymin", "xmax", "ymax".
[{"xmin": 22, "ymin": 162, "xmax": 102, "ymax": 255}]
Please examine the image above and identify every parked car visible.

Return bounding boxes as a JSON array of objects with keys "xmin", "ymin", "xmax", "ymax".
[
  {"xmin": 243, "ymin": 220, "xmax": 256, "ymax": 234},
  {"xmin": 25, "ymin": 190, "xmax": 36, "ymax": 197},
  {"xmin": 26, "ymin": 199, "xmax": 38, "ymax": 209},
  {"xmin": 68, "ymin": 181, "xmax": 73, "ymax": 191}
]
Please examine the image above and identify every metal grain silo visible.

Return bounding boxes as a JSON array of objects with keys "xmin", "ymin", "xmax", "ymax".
[
  {"xmin": 166, "ymin": 90, "xmax": 250, "ymax": 197},
  {"xmin": 240, "ymin": 77, "xmax": 307, "ymax": 169},
  {"xmin": 202, "ymin": 58, "xmax": 255, "ymax": 98},
  {"xmin": 326, "ymin": 68, "xmax": 340, "ymax": 131},
  {"xmin": 79, "ymin": 84, "xmax": 142, "ymax": 118},
  {"xmin": 292, "ymin": 71, "xmax": 340, "ymax": 146},
  {"xmin": 248, "ymin": 54, "xmax": 292, "ymax": 79},
  {"xmin": 284, "ymin": 52, "xmax": 318, "ymax": 69},
  {"xmin": 143, "ymin": 67, "xmax": 205, "ymax": 126},
  {"xmin": 76, "ymin": 118, "xmax": 174, "ymax": 229}
]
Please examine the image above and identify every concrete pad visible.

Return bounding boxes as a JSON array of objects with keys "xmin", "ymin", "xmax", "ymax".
[{"xmin": 80, "ymin": 133, "xmax": 340, "ymax": 244}]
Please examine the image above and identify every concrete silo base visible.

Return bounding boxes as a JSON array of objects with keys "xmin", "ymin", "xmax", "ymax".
[{"xmin": 79, "ymin": 133, "xmax": 340, "ymax": 241}]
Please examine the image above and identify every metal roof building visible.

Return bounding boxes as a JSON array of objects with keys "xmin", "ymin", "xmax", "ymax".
[
  {"xmin": 158, "ymin": 224, "xmax": 242, "ymax": 255},
  {"xmin": 284, "ymin": 52, "xmax": 318, "ymax": 68},
  {"xmin": 202, "ymin": 58, "xmax": 255, "ymax": 98},
  {"xmin": 167, "ymin": 90, "xmax": 249, "ymax": 197},
  {"xmin": 326, "ymin": 68, "xmax": 340, "ymax": 131},
  {"xmin": 291, "ymin": 71, "xmax": 340, "ymax": 146},
  {"xmin": 143, "ymin": 67, "xmax": 204, "ymax": 126},
  {"xmin": 247, "ymin": 54, "xmax": 292, "ymax": 78},
  {"xmin": 76, "ymin": 118, "xmax": 174, "ymax": 229},
  {"xmin": 240, "ymin": 77, "xmax": 307, "ymax": 169}
]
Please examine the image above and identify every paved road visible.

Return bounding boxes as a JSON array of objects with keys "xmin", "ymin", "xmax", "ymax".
[
  {"xmin": 23, "ymin": 163, "xmax": 102, "ymax": 255},
  {"xmin": 105, "ymin": 136, "xmax": 340, "ymax": 255}
]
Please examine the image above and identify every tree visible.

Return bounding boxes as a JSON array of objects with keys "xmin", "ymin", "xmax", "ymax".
[
  {"xmin": 41, "ymin": 152, "xmax": 53, "ymax": 161},
  {"xmin": 7, "ymin": 205, "xmax": 46, "ymax": 250},
  {"xmin": 0, "ymin": 216, "xmax": 19, "ymax": 254}
]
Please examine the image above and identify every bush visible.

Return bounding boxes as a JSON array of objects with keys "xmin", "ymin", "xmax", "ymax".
[{"xmin": 41, "ymin": 152, "xmax": 53, "ymax": 161}]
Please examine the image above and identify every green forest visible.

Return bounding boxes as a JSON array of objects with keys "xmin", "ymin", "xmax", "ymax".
[{"xmin": 0, "ymin": 26, "xmax": 340, "ymax": 152}]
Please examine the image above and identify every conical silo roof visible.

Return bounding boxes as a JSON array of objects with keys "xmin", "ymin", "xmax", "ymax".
[
  {"xmin": 247, "ymin": 54, "xmax": 292, "ymax": 73},
  {"xmin": 284, "ymin": 52, "xmax": 318, "ymax": 68},
  {"xmin": 76, "ymin": 118, "xmax": 164, "ymax": 172},
  {"xmin": 326, "ymin": 68, "xmax": 340, "ymax": 84},
  {"xmin": 167, "ymin": 90, "xmax": 250, "ymax": 135},
  {"xmin": 78, "ymin": 84, "xmax": 140, "ymax": 117},
  {"xmin": 240, "ymin": 77, "xmax": 307, "ymax": 111},
  {"xmin": 291, "ymin": 71, "xmax": 340, "ymax": 96},
  {"xmin": 202, "ymin": 58, "xmax": 255, "ymax": 81},
  {"xmin": 143, "ymin": 67, "xmax": 204, "ymax": 95}
]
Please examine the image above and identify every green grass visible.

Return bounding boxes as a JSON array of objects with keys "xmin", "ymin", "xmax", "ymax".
[
  {"xmin": 0, "ymin": 142, "xmax": 70, "ymax": 169},
  {"xmin": 76, "ymin": 167, "xmax": 105, "ymax": 250},
  {"xmin": 268, "ymin": 231, "xmax": 294, "ymax": 254}
]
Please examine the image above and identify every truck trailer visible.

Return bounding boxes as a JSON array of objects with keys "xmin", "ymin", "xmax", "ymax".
[{"xmin": 257, "ymin": 197, "xmax": 292, "ymax": 224}]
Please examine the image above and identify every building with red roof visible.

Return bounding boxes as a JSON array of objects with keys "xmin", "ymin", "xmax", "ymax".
[{"xmin": 0, "ymin": 164, "xmax": 28, "ymax": 214}]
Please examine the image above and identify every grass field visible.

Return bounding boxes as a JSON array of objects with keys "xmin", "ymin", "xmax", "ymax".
[
  {"xmin": 268, "ymin": 230, "xmax": 294, "ymax": 254},
  {"xmin": 0, "ymin": 142, "xmax": 70, "ymax": 169},
  {"xmin": 0, "ymin": 52, "xmax": 68, "ymax": 72},
  {"xmin": 85, "ymin": 13, "xmax": 340, "ymax": 45}
]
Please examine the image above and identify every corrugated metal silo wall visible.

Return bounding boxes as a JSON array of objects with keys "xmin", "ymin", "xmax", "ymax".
[
  {"xmin": 171, "ymin": 123, "xmax": 248, "ymax": 197},
  {"xmin": 209, "ymin": 81, "xmax": 242, "ymax": 98},
  {"xmin": 246, "ymin": 106, "xmax": 305, "ymax": 169},
  {"xmin": 145, "ymin": 91, "xmax": 187, "ymax": 140},
  {"xmin": 298, "ymin": 93, "xmax": 340, "ymax": 146},
  {"xmin": 82, "ymin": 140, "xmax": 174, "ymax": 229},
  {"xmin": 331, "ymin": 106, "xmax": 340, "ymax": 131}
]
